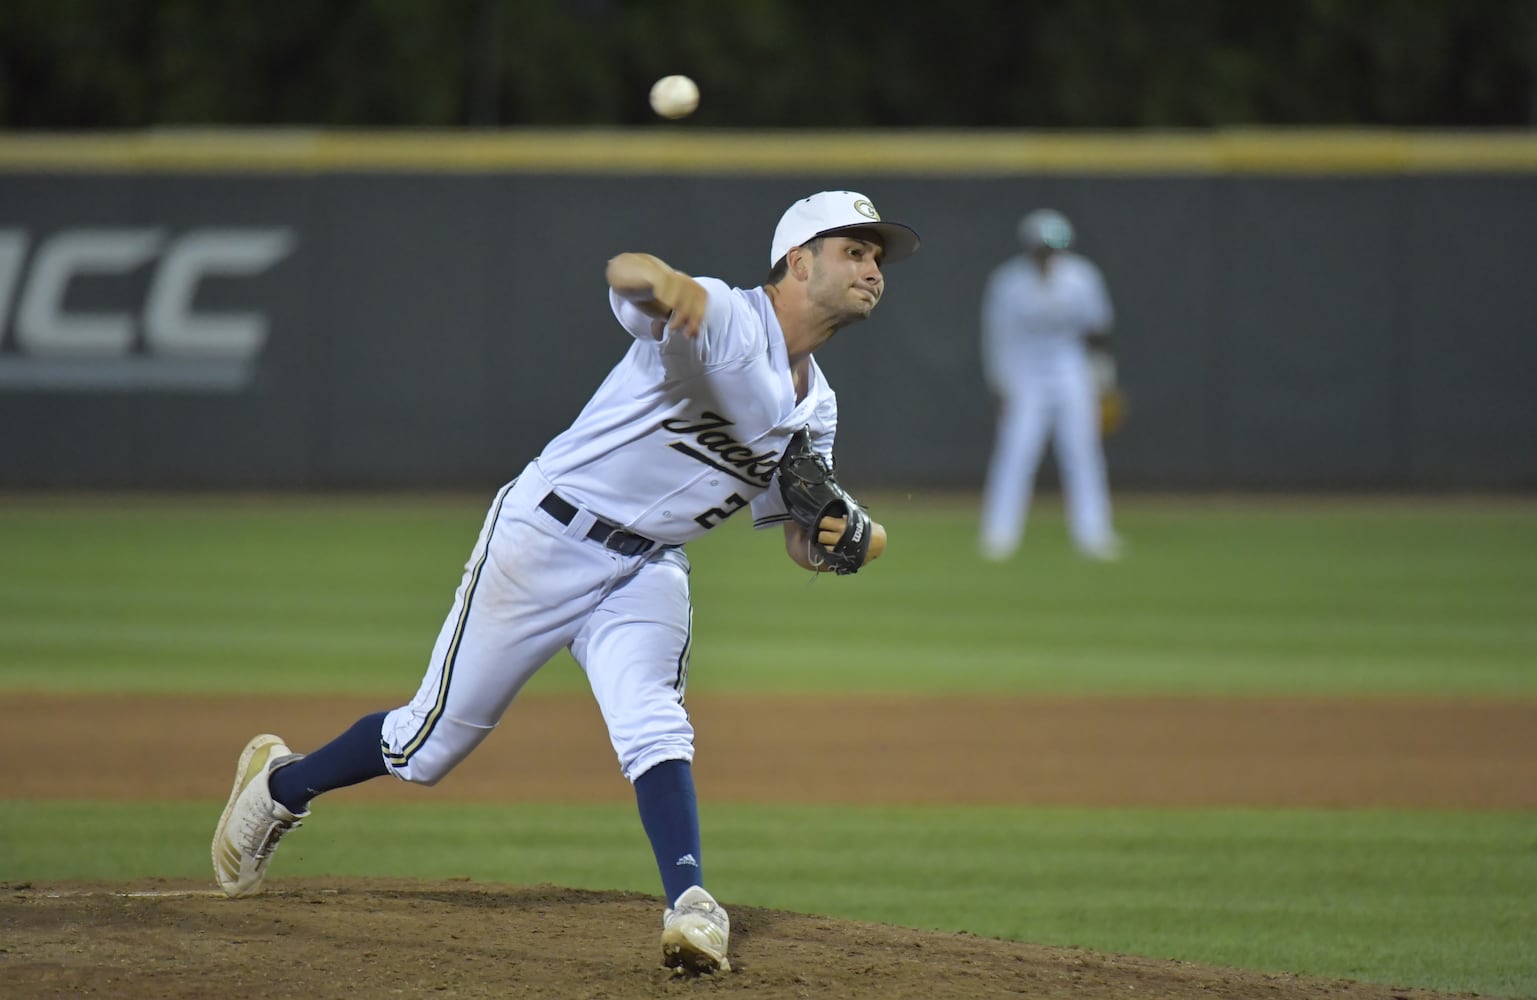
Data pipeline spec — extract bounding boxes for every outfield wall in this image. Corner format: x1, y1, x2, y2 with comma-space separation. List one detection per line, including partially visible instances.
0, 130, 1533, 490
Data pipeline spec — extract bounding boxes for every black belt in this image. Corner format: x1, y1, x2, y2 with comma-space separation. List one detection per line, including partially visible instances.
538, 492, 659, 557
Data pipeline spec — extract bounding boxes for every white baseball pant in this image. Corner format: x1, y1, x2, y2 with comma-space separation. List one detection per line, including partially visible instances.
980, 360, 1114, 559
381, 462, 695, 786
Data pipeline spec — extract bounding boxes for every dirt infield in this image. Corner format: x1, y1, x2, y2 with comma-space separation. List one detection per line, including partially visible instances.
5, 692, 1533, 999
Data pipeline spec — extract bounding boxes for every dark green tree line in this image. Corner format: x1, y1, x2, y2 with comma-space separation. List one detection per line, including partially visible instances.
0, 0, 1532, 128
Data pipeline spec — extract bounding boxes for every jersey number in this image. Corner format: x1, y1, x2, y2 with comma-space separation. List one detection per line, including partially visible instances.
694, 492, 747, 529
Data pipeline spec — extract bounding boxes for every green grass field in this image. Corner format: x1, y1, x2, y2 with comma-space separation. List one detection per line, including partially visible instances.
2, 493, 1535, 996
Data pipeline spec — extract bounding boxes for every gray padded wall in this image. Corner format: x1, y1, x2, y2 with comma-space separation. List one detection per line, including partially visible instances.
1, 171, 1533, 490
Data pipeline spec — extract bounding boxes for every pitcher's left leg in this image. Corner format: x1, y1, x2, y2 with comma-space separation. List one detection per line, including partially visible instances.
573, 548, 729, 972
575, 548, 699, 892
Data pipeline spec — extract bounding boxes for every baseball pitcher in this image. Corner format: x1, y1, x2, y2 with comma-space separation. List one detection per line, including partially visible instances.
211, 191, 920, 975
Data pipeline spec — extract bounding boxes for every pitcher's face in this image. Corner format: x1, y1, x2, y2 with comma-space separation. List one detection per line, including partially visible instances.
808, 235, 885, 321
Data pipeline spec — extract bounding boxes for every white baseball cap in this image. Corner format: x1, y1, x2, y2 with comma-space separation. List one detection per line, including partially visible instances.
770, 190, 921, 267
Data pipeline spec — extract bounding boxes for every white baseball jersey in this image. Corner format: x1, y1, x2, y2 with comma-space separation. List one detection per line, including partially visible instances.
980, 251, 1113, 392
381, 275, 842, 789
538, 277, 838, 544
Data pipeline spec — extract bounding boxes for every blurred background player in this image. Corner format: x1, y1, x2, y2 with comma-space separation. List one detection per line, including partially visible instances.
978, 208, 1122, 562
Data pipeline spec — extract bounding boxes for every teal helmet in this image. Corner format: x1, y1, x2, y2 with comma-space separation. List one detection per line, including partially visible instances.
1017, 209, 1074, 250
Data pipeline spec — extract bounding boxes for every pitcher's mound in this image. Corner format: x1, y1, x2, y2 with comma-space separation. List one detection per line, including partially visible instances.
1, 878, 1480, 1000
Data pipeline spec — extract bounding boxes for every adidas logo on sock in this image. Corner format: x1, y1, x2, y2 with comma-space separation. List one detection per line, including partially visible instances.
675, 853, 699, 868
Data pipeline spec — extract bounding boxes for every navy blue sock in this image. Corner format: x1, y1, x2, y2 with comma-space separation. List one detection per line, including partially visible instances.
634, 759, 703, 906
269, 711, 390, 814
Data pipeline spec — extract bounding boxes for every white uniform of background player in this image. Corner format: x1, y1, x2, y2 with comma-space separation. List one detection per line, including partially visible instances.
211, 190, 918, 976
978, 209, 1120, 562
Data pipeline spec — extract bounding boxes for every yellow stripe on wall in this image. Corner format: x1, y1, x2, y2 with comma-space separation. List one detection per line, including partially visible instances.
1, 128, 1536, 175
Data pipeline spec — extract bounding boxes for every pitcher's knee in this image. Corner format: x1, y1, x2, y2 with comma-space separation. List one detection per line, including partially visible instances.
381, 712, 493, 786
621, 734, 696, 784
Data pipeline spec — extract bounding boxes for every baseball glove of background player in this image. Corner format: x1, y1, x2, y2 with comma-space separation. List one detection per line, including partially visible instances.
1099, 387, 1128, 437
776, 428, 872, 575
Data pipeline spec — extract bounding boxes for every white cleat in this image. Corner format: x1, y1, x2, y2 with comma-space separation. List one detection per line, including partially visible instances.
211, 734, 307, 898
979, 536, 1018, 563
661, 885, 732, 974
1081, 535, 1125, 562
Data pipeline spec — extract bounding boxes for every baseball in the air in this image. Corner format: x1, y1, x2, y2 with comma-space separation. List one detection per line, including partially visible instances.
649, 75, 699, 120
